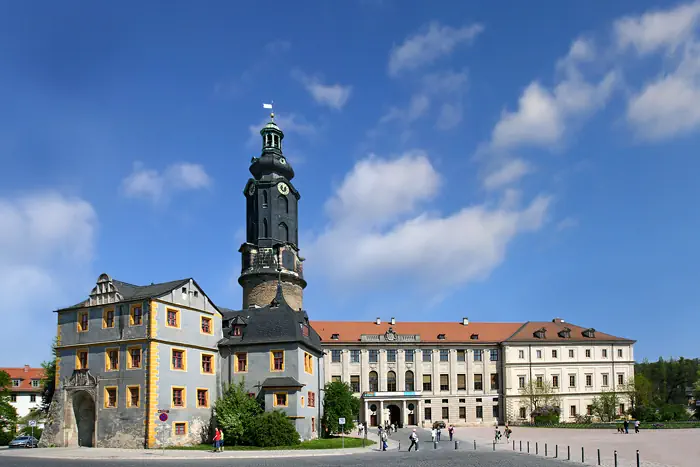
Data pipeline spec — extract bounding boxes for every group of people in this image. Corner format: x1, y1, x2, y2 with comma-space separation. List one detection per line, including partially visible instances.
212, 427, 225, 452
494, 423, 513, 443
617, 419, 640, 434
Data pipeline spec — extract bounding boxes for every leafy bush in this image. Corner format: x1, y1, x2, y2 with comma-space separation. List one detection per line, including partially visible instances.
532, 405, 560, 424
658, 404, 689, 421
20, 426, 42, 439
246, 410, 300, 447
574, 414, 593, 424
321, 381, 358, 436
214, 380, 263, 446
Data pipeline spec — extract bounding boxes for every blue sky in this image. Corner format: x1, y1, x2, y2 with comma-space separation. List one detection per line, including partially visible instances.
1, 0, 699, 366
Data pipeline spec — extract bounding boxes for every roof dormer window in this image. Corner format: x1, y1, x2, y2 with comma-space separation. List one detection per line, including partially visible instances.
437, 333, 446, 340
300, 323, 310, 337
232, 326, 242, 337
331, 333, 340, 340
533, 327, 547, 339
582, 328, 596, 338
470, 333, 479, 340
558, 327, 571, 339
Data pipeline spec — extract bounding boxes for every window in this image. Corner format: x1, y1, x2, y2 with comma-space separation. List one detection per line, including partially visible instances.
570, 405, 577, 417
300, 395, 305, 407
619, 403, 625, 415
130, 305, 143, 326
440, 374, 449, 391
585, 374, 592, 387
423, 350, 432, 362
552, 349, 558, 358
440, 350, 449, 362
201, 317, 212, 334
552, 375, 559, 388
568, 349, 574, 358
474, 373, 483, 391
312, 417, 316, 432
490, 373, 499, 390
304, 352, 314, 374
474, 350, 482, 361
278, 196, 288, 214
602, 349, 608, 358
587, 405, 593, 416
197, 389, 209, 408
331, 350, 342, 363
569, 375, 576, 387
518, 350, 525, 359
369, 350, 379, 363
201, 354, 214, 374
300, 323, 309, 337
171, 349, 186, 371
476, 406, 483, 418
602, 374, 609, 386
350, 350, 360, 363
77, 349, 88, 369
585, 349, 591, 358
490, 349, 498, 361
442, 407, 449, 419
308, 391, 316, 407
536, 375, 543, 387
105, 387, 117, 408
10, 394, 16, 402
274, 393, 288, 407
519, 407, 527, 419
387, 371, 397, 391
518, 376, 525, 389
350, 375, 360, 393
174, 422, 187, 436
459, 398, 465, 403
456, 350, 465, 361
78, 311, 89, 332
405, 371, 415, 391
331, 375, 342, 383
106, 348, 119, 371
387, 349, 397, 363
235, 353, 248, 372
459, 407, 466, 419
103, 308, 115, 328
232, 326, 242, 336
457, 374, 466, 390
127, 347, 142, 369
422, 374, 432, 391
172, 387, 185, 408
271, 350, 284, 371
31, 380, 40, 388
618, 374, 624, 385
369, 371, 378, 392
424, 407, 432, 420
442, 399, 448, 404
536, 350, 542, 359
127, 386, 140, 408
617, 349, 623, 358
166, 308, 180, 328
30, 395, 36, 402
493, 404, 499, 418
279, 222, 289, 242
405, 350, 414, 362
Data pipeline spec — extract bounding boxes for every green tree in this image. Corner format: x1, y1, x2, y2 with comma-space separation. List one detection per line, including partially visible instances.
591, 389, 620, 422
246, 410, 300, 447
0, 370, 18, 445
214, 380, 263, 446
321, 381, 358, 437
41, 337, 59, 413
693, 375, 700, 419
519, 379, 561, 420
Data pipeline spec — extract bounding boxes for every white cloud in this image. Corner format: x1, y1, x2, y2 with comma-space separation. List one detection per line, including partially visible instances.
435, 103, 463, 130
121, 162, 212, 203
614, 1, 700, 54
309, 153, 550, 287
292, 70, 353, 110
380, 94, 431, 125
0, 192, 98, 365
388, 22, 484, 76
483, 159, 532, 190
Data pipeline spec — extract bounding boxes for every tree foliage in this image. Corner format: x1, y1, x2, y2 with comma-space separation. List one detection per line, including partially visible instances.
632, 357, 700, 421
0, 370, 18, 445
246, 410, 300, 447
41, 337, 59, 413
214, 380, 263, 446
519, 379, 561, 419
591, 389, 620, 422
321, 381, 358, 436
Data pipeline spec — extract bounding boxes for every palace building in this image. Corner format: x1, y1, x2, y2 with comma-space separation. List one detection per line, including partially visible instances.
38, 113, 635, 449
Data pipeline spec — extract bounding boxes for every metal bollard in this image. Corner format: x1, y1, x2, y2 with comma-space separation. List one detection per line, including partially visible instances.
433, 440, 437, 450
555, 444, 558, 458
567, 445, 570, 461
582, 446, 585, 463
474, 440, 476, 450
455, 440, 459, 450
527, 441, 530, 453
398, 441, 401, 451
636, 449, 640, 467
520, 440, 522, 452
598, 448, 601, 465
493, 441, 495, 451
536, 442, 538, 455
545, 443, 548, 457
614, 450, 618, 467
513, 440, 515, 450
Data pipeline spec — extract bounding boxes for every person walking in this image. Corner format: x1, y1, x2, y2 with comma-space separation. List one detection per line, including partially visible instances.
448, 425, 454, 442
212, 428, 221, 452
624, 419, 629, 434
437, 427, 441, 442
381, 428, 388, 451
219, 429, 225, 452
634, 420, 640, 433
431, 427, 436, 443
408, 429, 419, 452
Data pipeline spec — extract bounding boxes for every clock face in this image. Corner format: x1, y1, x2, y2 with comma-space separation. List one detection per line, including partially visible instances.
248, 185, 255, 196
279, 157, 287, 165
277, 182, 290, 195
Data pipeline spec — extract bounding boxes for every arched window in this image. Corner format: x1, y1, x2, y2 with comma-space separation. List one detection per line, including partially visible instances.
265, 134, 272, 147
405, 370, 415, 391
262, 218, 268, 238
278, 222, 288, 242
369, 371, 378, 392
387, 371, 397, 392
278, 195, 288, 214
262, 191, 268, 208
273, 134, 279, 147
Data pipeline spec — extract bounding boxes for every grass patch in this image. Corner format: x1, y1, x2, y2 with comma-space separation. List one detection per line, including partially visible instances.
166, 436, 374, 451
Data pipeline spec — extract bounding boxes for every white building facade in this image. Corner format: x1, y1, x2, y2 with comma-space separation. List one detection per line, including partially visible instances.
3, 365, 44, 419
312, 318, 635, 427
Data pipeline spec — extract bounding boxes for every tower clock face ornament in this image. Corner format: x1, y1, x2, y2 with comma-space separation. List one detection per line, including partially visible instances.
277, 182, 290, 195
279, 157, 286, 165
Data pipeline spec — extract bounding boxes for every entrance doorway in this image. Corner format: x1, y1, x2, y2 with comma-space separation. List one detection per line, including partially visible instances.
72, 391, 95, 447
407, 402, 416, 425
387, 404, 401, 427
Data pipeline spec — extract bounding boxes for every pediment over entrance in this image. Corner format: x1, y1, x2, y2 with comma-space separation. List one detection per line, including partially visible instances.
64, 369, 99, 389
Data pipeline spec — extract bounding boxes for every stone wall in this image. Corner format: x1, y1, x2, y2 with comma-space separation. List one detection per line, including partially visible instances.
243, 279, 303, 311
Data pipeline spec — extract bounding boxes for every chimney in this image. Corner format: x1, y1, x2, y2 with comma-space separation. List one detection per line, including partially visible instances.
462, 317, 469, 326
390, 317, 396, 325
552, 318, 565, 323
24, 365, 30, 372
375, 317, 381, 325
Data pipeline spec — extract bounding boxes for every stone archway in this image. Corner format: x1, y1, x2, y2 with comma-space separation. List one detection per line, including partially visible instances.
387, 404, 401, 427
72, 391, 96, 447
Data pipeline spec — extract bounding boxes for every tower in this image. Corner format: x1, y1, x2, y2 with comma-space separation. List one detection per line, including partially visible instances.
238, 112, 306, 310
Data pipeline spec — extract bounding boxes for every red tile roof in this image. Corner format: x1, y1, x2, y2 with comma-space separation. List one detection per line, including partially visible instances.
1, 366, 45, 393
504, 321, 635, 343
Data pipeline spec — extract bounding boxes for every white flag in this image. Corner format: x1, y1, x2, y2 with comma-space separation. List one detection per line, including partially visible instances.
263, 103, 273, 109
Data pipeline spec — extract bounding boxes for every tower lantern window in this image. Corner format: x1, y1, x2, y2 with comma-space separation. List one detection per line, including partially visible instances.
274, 135, 279, 147
266, 134, 272, 147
